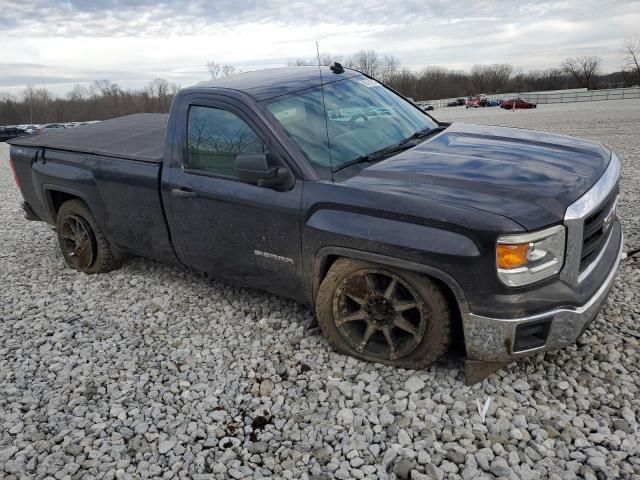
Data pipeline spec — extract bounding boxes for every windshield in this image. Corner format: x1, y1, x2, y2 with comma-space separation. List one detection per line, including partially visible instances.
264, 76, 438, 172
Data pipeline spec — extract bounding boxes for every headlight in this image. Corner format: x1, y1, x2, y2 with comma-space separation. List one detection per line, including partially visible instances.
497, 225, 566, 287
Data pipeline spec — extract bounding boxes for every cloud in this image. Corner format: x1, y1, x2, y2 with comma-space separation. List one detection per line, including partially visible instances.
0, 0, 638, 94
1, 0, 631, 37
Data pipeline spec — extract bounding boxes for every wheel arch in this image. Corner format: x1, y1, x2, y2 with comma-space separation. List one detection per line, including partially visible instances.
311, 247, 469, 351
42, 186, 124, 258
42, 185, 90, 222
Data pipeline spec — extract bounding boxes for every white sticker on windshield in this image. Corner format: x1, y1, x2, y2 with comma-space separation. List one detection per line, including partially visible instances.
273, 107, 298, 120
359, 79, 381, 88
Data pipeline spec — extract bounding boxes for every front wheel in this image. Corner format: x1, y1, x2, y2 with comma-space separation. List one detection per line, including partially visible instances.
316, 259, 451, 369
56, 199, 121, 274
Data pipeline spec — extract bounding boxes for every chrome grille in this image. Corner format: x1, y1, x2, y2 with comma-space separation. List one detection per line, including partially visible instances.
579, 194, 617, 272
562, 153, 621, 286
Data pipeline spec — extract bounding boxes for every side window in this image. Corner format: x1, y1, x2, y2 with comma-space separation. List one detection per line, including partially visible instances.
186, 106, 267, 178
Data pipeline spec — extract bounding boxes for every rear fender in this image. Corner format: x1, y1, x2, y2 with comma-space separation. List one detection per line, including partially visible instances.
42, 184, 93, 223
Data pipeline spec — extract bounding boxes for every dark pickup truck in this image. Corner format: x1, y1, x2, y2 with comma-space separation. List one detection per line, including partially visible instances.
8, 66, 623, 381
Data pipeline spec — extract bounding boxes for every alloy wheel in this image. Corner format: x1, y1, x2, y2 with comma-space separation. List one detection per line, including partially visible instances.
333, 269, 429, 361
59, 215, 96, 271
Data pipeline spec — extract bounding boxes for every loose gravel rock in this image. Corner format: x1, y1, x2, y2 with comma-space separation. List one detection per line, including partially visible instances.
1, 99, 639, 479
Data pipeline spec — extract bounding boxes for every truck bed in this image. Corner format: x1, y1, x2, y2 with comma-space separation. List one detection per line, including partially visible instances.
9, 113, 168, 163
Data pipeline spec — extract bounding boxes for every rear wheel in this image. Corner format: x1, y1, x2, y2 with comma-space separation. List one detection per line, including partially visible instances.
316, 258, 451, 368
56, 199, 121, 273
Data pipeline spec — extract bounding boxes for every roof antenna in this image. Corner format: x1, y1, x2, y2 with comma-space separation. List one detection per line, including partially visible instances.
316, 41, 321, 69
315, 41, 334, 179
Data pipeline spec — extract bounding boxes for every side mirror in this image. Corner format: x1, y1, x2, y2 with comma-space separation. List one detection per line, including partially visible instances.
236, 153, 291, 189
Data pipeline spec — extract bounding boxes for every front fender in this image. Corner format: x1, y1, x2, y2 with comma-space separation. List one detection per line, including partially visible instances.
304, 209, 482, 313
307, 209, 480, 257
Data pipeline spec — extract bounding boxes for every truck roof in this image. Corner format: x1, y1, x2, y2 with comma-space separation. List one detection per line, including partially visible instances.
8, 113, 168, 163
193, 66, 361, 101
7, 67, 361, 162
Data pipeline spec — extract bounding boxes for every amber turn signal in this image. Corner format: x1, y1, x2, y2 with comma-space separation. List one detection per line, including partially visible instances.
496, 243, 529, 269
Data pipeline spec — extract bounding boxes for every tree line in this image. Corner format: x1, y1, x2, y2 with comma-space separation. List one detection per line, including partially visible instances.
290, 44, 639, 101
0, 78, 180, 126
1, 37, 639, 126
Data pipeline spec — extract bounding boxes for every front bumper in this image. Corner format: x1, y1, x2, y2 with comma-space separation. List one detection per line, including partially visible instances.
462, 228, 623, 361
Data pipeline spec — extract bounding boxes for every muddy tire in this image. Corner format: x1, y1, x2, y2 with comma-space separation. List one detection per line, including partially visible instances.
316, 258, 451, 369
56, 199, 121, 274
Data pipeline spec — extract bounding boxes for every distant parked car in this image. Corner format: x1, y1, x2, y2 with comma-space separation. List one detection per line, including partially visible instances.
38, 123, 66, 133
21, 125, 40, 134
0, 125, 33, 142
446, 98, 465, 107
423, 104, 435, 111
501, 98, 537, 109
485, 99, 501, 107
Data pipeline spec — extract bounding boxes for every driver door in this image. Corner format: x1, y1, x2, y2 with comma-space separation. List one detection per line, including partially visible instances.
163, 98, 305, 300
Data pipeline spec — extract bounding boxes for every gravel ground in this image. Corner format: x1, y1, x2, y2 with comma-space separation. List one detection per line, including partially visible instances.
1, 99, 639, 479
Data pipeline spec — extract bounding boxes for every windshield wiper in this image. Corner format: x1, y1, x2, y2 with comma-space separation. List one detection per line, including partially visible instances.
334, 125, 447, 173
398, 125, 447, 146
334, 142, 417, 172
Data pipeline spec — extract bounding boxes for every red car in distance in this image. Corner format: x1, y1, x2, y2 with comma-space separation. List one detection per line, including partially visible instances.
501, 98, 537, 109
466, 95, 485, 108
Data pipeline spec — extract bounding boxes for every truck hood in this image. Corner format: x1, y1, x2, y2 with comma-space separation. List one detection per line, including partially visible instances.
343, 122, 611, 230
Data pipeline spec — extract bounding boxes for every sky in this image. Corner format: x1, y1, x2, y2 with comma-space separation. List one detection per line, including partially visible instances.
0, 0, 639, 96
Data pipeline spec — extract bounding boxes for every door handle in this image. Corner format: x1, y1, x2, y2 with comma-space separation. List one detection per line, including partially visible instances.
171, 188, 197, 199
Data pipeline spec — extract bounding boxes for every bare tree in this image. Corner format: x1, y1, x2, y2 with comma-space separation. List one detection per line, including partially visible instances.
488, 64, 513, 92
287, 52, 343, 67
561, 56, 601, 89
21, 85, 53, 123
147, 78, 171, 110
221, 65, 237, 77
379, 55, 400, 83
346, 50, 400, 82
94, 80, 122, 97
22, 84, 36, 123
207, 61, 239, 79
206, 61, 221, 79
469, 64, 513, 93
622, 37, 640, 86
67, 84, 89, 101
287, 58, 313, 66
346, 49, 378, 76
